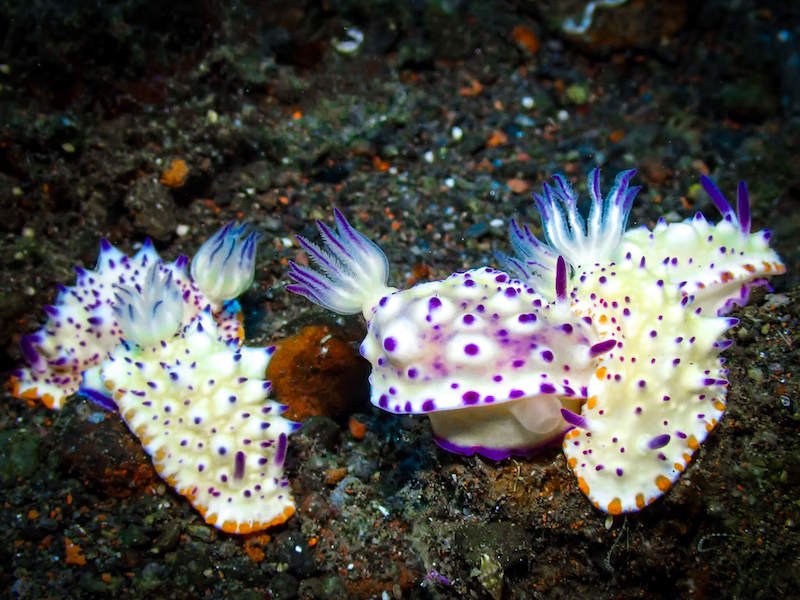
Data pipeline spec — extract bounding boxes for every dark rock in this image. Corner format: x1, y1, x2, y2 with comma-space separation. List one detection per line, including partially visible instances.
271, 531, 319, 578
52, 399, 158, 497
454, 521, 532, 571
298, 576, 348, 600
123, 177, 177, 242
267, 572, 300, 600
295, 416, 341, 451
0, 429, 41, 486
135, 561, 169, 593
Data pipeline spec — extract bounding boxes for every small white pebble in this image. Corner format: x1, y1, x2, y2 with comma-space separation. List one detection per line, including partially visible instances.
334, 27, 364, 54
22, 227, 35, 238
489, 218, 504, 228
450, 125, 463, 141
423, 150, 435, 163
294, 545, 302, 553
557, 109, 569, 121
12, 186, 23, 196
347, 562, 355, 570
443, 177, 455, 188
61, 142, 75, 153
521, 95, 535, 109
175, 224, 190, 237
280, 236, 294, 248
206, 109, 219, 124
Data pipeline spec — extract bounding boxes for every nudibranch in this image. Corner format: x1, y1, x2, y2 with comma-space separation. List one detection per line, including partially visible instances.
502, 169, 785, 513
287, 167, 784, 515
81, 263, 297, 534
287, 210, 616, 459
10, 222, 260, 410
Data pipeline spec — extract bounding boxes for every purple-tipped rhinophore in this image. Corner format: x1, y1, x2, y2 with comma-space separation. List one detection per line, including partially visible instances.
191, 221, 262, 303
555, 256, 567, 301
699, 175, 752, 235
287, 208, 392, 315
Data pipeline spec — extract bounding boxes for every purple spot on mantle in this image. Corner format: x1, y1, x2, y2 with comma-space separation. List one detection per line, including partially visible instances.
275, 433, 287, 465
383, 337, 397, 352
234, 451, 246, 479
590, 339, 616, 356
462, 391, 480, 404
648, 434, 671, 450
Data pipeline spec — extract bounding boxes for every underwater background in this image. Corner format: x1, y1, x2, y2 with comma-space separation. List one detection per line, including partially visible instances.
1, 1, 799, 598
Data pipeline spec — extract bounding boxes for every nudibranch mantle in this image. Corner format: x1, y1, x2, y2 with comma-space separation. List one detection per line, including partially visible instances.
82, 264, 296, 534
10, 222, 260, 410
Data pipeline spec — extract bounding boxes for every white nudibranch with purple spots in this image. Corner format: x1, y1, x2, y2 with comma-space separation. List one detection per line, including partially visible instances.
85, 264, 297, 534
10, 222, 259, 410
502, 169, 784, 514
288, 168, 785, 516
287, 210, 617, 459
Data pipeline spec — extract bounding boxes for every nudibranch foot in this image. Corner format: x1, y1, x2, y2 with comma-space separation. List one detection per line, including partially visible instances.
82, 276, 296, 534
429, 393, 583, 460
287, 208, 395, 318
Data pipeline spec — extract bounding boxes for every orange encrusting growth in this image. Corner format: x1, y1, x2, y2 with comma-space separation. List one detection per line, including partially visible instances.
266, 324, 369, 421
